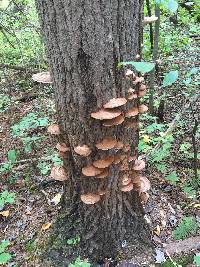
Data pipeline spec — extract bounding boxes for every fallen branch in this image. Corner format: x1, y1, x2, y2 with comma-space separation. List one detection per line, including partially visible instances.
0, 63, 40, 72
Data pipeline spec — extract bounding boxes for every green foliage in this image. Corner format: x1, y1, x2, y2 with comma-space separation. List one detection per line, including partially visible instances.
67, 236, 80, 246
165, 171, 179, 185
7, 149, 17, 164
161, 255, 193, 267
162, 70, 179, 88
37, 161, 51, 175
0, 190, 15, 209
69, 257, 90, 267
0, 95, 10, 113
118, 61, 155, 73
155, 0, 178, 13
0, 240, 12, 265
51, 154, 63, 166
172, 216, 198, 240
194, 255, 200, 266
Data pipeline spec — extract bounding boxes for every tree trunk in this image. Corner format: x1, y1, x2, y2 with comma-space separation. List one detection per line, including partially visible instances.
35, 0, 150, 265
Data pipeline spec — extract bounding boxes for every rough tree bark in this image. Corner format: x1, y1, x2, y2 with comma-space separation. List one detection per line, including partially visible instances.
35, 0, 150, 265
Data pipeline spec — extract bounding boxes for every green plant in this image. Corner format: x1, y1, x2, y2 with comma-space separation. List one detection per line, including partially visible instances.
0, 95, 10, 113
69, 256, 90, 267
51, 154, 63, 166
172, 216, 198, 240
37, 161, 51, 175
0, 240, 12, 265
0, 190, 15, 209
67, 236, 80, 246
165, 171, 179, 185
194, 255, 200, 266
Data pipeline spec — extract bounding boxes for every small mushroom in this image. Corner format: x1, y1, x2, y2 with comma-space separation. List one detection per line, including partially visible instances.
91, 108, 121, 120
74, 145, 92, 156
140, 176, 151, 193
139, 104, 148, 113
125, 69, 136, 79
139, 84, 146, 91
82, 165, 103, 176
32, 72, 52, 83
56, 143, 70, 152
121, 176, 132, 186
96, 168, 109, 178
50, 166, 68, 181
81, 193, 100, 204
114, 141, 124, 150
47, 124, 60, 135
140, 192, 150, 203
143, 16, 158, 25
133, 77, 144, 85
125, 107, 139, 118
96, 137, 117, 150
138, 90, 146, 97
121, 182, 134, 192
98, 190, 107, 196
103, 98, 127, 109
103, 115, 124, 127
93, 156, 115, 169
133, 159, 145, 171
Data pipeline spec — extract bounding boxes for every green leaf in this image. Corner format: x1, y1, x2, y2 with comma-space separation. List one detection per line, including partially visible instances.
7, 150, 17, 164
162, 70, 179, 87
165, 171, 179, 184
0, 252, 12, 264
194, 255, 200, 266
118, 61, 155, 73
165, 0, 178, 13
0, 240, 10, 254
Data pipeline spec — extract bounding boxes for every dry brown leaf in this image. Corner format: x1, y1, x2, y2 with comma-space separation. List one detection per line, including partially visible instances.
0, 210, 9, 217
42, 222, 52, 230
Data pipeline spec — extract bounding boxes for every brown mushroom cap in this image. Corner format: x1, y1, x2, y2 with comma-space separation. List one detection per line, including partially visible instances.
125, 107, 139, 118
50, 166, 68, 181
140, 176, 151, 192
121, 182, 134, 192
91, 108, 121, 120
128, 93, 138, 100
133, 77, 144, 85
140, 192, 150, 203
128, 88, 135, 94
47, 124, 60, 135
56, 143, 70, 152
81, 193, 100, 204
103, 115, 124, 127
74, 145, 92, 156
124, 121, 139, 129
32, 72, 52, 84
123, 144, 131, 152
125, 69, 134, 77
139, 104, 148, 113
93, 156, 114, 169
82, 165, 103, 176
139, 84, 146, 91
143, 16, 158, 25
121, 176, 132, 186
114, 141, 124, 150
138, 90, 146, 97
119, 158, 129, 171
96, 168, 109, 178
103, 98, 127, 109
113, 155, 122, 164
96, 137, 117, 150
133, 159, 145, 171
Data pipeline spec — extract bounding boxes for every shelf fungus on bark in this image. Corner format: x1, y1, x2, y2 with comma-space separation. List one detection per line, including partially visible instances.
140, 176, 151, 193
56, 143, 70, 152
32, 71, 52, 84
121, 176, 132, 186
103, 98, 127, 109
143, 16, 158, 26
82, 165, 104, 177
119, 158, 129, 171
120, 182, 134, 192
113, 155, 123, 164
102, 115, 124, 127
114, 141, 124, 150
93, 156, 115, 169
74, 145, 92, 156
80, 193, 101, 205
133, 76, 144, 85
133, 159, 146, 171
138, 90, 146, 97
123, 144, 131, 152
98, 190, 107, 196
140, 192, 150, 203
47, 124, 61, 135
96, 137, 117, 150
91, 108, 121, 120
139, 104, 148, 113
125, 69, 136, 79
50, 166, 68, 181
125, 107, 139, 118
96, 168, 109, 179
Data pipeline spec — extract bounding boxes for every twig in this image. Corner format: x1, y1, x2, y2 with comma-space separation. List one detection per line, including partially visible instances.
0, 63, 39, 72
190, 103, 198, 181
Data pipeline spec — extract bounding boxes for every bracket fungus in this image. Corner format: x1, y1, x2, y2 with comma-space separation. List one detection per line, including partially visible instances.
140, 176, 151, 193
96, 137, 117, 150
140, 192, 150, 203
121, 182, 134, 192
74, 145, 92, 156
133, 77, 144, 85
47, 124, 60, 135
103, 98, 127, 109
103, 115, 124, 127
91, 108, 121, 120
32, 71, 52, 83
82, 165, 103, 177
56, 143, 70, 152
139, 104, 148, 113
93, 156, 115, 169
133, 159, 146, 171
121, 176, 132, 186
125, 107, 139, 118
81, 194, 100, 205
143, 16, 158, 25
125, 69, 136, 79
96, 168, 109, 178
50, 166, 68, 181
114, 141, 124, 150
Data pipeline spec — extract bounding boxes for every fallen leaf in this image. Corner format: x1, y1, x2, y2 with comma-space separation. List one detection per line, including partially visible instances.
42, 222, 52, 230
155, 248, 166, 263
0, 210, 9, 217
194, 204, 200, 208
143, 135, 151, 143
154, 225, 161, 236
51, 193, 62, 205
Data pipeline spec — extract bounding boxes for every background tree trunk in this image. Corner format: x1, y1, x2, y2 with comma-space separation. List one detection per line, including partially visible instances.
35, 0, 150, 264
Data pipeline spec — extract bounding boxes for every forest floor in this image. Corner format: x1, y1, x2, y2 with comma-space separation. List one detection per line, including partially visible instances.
0, 22, 200, 267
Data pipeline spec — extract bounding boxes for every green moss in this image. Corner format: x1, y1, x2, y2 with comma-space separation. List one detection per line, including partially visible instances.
160, 255, 193, 267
